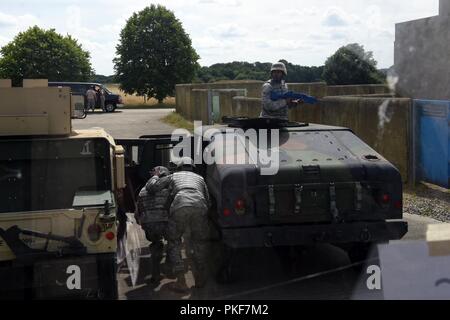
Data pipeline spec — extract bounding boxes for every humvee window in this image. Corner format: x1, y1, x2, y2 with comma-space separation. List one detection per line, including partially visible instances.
0, 138, 111, 213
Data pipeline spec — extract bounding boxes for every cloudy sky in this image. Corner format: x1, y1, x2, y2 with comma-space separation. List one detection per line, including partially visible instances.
0, 0, 439, 75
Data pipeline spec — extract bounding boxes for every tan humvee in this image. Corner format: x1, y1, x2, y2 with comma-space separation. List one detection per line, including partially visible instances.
0, 80, 125, 299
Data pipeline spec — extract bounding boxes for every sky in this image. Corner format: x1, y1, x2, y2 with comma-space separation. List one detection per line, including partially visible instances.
0, 0, 439, 75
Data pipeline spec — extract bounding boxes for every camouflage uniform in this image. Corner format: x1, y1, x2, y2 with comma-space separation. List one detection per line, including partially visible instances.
146, 171, 212, 288
261, 79, 290, 120
136, 167, 171, 281
261, 62, 290, 120
86, 88, 97, 111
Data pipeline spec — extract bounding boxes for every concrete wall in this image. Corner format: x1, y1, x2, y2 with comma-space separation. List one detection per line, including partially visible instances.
176, 81, 390, 120
176, 81, 263, 120
190, 89, 209, 122
394, 0, 450, 100
327, 85, 391, 97
318, 97, 411, 181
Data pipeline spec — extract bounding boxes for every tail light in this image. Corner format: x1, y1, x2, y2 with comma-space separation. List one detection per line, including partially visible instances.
223, 208, 232, 217
380, 193, 390, 204
105, 232, 115, 241
235, 199, 246, 215
394, 200, 403, 209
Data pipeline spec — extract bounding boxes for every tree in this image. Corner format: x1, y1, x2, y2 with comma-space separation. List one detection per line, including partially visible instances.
322, 43, 385, 85
114, 5, 199, 103
0, 26, 93, 86
193, 60, 323, 83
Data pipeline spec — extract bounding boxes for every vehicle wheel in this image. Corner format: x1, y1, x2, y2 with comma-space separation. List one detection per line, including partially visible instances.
105, 104, 116, 113
96, 256, 118, 300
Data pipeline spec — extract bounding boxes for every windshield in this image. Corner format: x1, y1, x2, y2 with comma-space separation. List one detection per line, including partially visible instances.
0, 138, 112, 213
102, 86, 112, 95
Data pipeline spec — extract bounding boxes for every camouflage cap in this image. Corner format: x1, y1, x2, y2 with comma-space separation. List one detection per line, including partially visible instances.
271, 62, 287, 76
153, 166, 170, 177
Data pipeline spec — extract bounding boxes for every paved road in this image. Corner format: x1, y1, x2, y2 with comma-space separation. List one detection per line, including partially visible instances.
73, 109, 176, 139
117, 213, 441, 300
73, 110, 444, 300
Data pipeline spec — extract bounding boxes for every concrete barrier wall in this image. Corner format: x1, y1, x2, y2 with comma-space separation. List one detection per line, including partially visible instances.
176, 81, 263, 120
190, 89, 209, 122
319, 97, 411, 181
327, 84, 391, 96
288, 82, 328, 98
232, 97, 262, 118
176, 82, 390, 118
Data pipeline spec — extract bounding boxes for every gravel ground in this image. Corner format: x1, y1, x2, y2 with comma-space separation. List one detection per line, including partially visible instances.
404, 183, 450, 222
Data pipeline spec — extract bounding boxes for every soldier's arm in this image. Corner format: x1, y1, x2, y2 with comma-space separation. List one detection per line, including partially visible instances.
261, 83, 286, 112
145, 175, 171, 193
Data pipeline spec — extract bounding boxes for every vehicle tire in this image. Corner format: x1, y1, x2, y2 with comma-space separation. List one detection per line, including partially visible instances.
96, 255, 118, 300
105, 104, 116, 113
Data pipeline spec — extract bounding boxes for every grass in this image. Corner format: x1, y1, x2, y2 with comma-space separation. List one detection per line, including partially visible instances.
162, 111, 194, 132
105, 83, 176, 108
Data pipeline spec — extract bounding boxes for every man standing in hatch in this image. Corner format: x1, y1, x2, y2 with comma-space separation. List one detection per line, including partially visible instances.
260, 61, 300, 120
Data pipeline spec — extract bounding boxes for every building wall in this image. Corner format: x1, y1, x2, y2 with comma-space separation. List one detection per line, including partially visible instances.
394, 0, 450, 100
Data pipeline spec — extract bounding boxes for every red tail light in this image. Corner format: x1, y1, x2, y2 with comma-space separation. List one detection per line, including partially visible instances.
235, 199, 245, 210
105, 232, 115, 241
235, 199, 246, 215
394, 200, 402, 209
381, 194, 391, 204
223, 208, 232, 217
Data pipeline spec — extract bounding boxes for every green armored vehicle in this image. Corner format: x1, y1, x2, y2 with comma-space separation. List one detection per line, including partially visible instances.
117, 116, 408, 282
0, 80, 126, 299
197, 117, 409, 278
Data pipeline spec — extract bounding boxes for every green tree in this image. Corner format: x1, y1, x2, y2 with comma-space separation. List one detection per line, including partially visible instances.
0, 26, 93, 86
322, 43, 384, 85
114, 5, 199, 103
193, 60, 324, 83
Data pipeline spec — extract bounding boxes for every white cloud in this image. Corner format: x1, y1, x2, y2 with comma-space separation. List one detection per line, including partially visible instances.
208, 24, 247, 38
322, 7, 358, 27
197, 0, 242, 7
0, 11, 41, 31
0, 12, 16, 27
0, 0, 442, 73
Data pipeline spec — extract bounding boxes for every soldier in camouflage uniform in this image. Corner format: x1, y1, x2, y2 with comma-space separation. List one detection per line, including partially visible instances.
261, 62, 300, 120
135, 166, 171, 283
146, 157, 212, 294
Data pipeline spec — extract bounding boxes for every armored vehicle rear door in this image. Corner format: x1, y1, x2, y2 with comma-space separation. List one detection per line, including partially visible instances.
116, 135, 180, 213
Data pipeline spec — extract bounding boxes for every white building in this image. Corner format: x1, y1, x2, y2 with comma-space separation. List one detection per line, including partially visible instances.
394, 0, 450, 100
